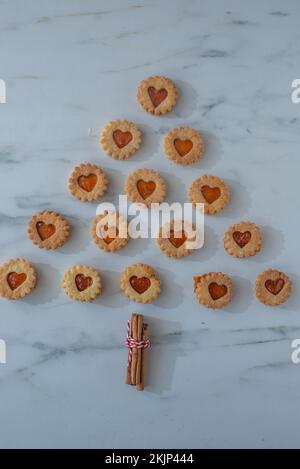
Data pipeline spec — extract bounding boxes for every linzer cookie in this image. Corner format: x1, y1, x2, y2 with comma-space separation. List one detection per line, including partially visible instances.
91, 211, 129, 253
157, 220, 195, 258
68, 163, 108, 202
28, 211, 70, 250
194, 272, 233, 309
224, 221, 262, 258
100, 120, 141, 160
189, 175, 229, 214
120, 263, 161, 304
255, 269, 292, 306
0, 258, 36, 300
137, 76, 177, 115
125, 168, 166, 208
62, 264, 101, 302
164, 127, 205, 166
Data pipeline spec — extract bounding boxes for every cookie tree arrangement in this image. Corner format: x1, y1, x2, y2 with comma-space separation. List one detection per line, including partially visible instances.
0, 75, 292, 317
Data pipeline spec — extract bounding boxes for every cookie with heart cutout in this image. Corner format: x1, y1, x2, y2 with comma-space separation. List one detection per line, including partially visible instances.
0, 258, 37, 300
120, 263, 161, 303
91, 211, 129, 253
157, 219, 196, 258
28, 211, 70, 250
188, 175, 230, 215
100, 120, 142, 160
137, 75, 177, 115
68, 163, 108, 202
125, 168, 166, 208
255, 269, 292, 306
164, 127, 205, 166
194, 272, 233, 309
224, 221, 262, 258
62, 264, 102, 302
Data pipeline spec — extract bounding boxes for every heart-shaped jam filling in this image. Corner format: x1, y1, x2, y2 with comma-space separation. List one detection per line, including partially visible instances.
137, 180, 156, 200
78, 174, 98, 192
130, 276, 151, 294
233, 231, 252, 248
208, 282, 228, 300
265, 279, 285, 296
148, 86, 168, 107
75, 274, 93, 292
174, 139, 193, 156
36, 221, 56, 241
201, 185, 221, 204
113, 130, 133, 149
168, 230, 187, 248
7, 272, 27, 291
100, 225, 119, 245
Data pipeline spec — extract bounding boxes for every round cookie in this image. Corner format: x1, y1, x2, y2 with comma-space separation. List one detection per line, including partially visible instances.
0, 258, 36, 300
164, 127, 205, 165
62, 265, 102, 302
157, 220, 195, 258
137, 76, 177, 115
120, 263, 161, 304
28, 211, 70, 250
68, 163, 108, 202
194, 272, 233, 309
100, 120, 141, 160
224, 221, 262, 258
189, 175, 229, 215
255, 269, 292, 306
125, 168, 166, 208
91, 211, 129, 253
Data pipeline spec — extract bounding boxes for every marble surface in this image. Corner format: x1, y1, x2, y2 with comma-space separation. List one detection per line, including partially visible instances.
0, 0, 300, 449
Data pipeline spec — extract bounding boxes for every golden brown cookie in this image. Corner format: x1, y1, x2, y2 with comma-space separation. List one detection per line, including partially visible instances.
28, 211, 70, 250
164, 127, 205, 166
125, 168, 166, 208
224, 221, 262, 258
194, 272, 233, 309
157, 220, 196, 258
120, 263, 161, 303
255, 269, 292, 306
137, 76, 177, 115
91, 211, 129, 253
188, 175, 229, 215
68, 163, 108, 202
62, 264, 102, 302
0, 258, 36, 300
100, 120, 141, 160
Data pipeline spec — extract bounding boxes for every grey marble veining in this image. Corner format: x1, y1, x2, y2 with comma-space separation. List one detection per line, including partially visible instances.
0, 0, 300, 449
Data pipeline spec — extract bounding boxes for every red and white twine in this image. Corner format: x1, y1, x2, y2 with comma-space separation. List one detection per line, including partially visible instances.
125, 320, 150, 363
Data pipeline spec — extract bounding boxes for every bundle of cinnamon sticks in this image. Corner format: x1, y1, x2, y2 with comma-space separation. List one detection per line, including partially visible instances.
126, 313, 149, 391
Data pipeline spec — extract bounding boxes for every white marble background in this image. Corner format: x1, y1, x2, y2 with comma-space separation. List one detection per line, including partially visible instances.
0, 0, 300, 449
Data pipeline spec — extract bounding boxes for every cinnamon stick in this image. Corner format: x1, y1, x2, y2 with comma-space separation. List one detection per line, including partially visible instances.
130, 314, 138, 385
137, 323, 148, 392
126, 317, 133, 385
135, 314, 143, 386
